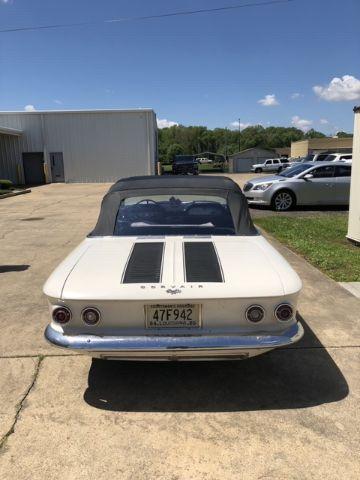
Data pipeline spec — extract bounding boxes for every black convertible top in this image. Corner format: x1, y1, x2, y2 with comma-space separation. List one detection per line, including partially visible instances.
90, 175, 258, 236
108, 175, 239, 193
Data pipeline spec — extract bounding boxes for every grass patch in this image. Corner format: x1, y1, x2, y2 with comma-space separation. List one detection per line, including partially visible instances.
198, 163, 227, 173
255, 215, 360, 282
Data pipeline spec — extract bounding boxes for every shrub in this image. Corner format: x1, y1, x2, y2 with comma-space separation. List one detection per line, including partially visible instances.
0, 179, 14, 190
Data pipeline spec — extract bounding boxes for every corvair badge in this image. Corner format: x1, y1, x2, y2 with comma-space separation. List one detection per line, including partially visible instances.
166, 288, 182, 295
140, 285, 204, 290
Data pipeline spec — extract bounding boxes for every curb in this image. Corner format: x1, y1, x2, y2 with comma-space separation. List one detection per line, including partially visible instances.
0, 189, 31, 199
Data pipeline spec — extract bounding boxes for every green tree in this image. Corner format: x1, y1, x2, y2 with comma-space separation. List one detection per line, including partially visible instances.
336, 131, 353, 138
166, 143, 185, 163
157, 124, 327, 161
304, 129, 326, 139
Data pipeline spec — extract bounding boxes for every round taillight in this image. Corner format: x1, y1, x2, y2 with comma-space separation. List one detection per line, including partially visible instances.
52, 306, 71, 324
275, 304, 294, 322
246, 305, 265, 323
82, 307, 101, 325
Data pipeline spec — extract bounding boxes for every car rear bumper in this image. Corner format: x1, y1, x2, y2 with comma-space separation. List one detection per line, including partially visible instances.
44, 322, 304, 361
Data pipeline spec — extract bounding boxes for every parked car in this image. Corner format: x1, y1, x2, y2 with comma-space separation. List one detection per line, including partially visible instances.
303, 153, 331, 162
302, 152, 352, 163
251, 158, 289, 173
172, 156, 199, 175
322, 153, 352, 163
243, 161, 351, 211
196, 157, 213, 164
44, 175, 303, 361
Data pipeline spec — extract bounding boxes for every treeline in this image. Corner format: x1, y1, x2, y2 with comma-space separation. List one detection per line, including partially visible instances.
158, 124, 349, 163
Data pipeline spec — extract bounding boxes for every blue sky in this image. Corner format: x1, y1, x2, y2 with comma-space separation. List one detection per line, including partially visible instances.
0, 0, 359, 133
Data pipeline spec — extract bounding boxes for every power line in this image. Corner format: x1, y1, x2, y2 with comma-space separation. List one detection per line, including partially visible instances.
0, 0, 294, 34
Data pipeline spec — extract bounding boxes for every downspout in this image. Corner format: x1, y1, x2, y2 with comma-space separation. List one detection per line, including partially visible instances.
40, 113, 51, 183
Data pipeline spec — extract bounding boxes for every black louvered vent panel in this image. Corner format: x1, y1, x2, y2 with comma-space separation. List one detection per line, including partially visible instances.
123, 243, 164, 284
184, 242, 223, 283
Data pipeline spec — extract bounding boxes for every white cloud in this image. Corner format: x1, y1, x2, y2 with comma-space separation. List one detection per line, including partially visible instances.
320, 118, 329, 125
54, 99, 63, 105
24, 104, 36, 112
1, 0, 13, 4
313, 75, 360, 102
157, 118, 179, 129
292, 115, 312, 132
229, 121, 252, 130
258, 94, 279, 107
291, 92, 303, 99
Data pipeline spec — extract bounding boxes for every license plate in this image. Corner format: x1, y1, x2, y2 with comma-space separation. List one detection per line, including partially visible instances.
145, 304, 201, 328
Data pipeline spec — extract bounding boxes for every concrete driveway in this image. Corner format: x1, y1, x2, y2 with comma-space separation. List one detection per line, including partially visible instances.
0, 180, 359, 479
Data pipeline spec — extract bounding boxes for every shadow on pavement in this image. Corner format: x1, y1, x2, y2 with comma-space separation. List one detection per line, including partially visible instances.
0, 264, 30, 273
249, 204, 348, 213
84, 316, 348, 412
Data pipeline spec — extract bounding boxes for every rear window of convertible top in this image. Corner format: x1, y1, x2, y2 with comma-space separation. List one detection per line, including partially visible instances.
114, 194, 236, 236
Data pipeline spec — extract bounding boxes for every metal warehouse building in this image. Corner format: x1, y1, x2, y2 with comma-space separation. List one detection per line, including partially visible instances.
0, 109, 157, 184
229, 147, 276, 173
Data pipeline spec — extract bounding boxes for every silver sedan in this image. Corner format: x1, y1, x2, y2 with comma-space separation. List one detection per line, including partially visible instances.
243, 161, 352, 211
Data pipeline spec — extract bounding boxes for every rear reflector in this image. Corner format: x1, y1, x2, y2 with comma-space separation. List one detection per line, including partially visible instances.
123, 242, 164, 284
184, 242, 223, 283
52, 306, 71, 324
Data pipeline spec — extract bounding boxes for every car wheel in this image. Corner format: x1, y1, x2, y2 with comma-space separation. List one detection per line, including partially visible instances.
255, 168, 262, 173
271, 190, 296, 211
277, 167, 282, 173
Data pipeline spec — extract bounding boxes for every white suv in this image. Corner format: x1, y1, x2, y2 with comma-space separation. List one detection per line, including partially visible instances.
322, 153, 352, 163
305, 152, 352, 163
251, 158, 289, 173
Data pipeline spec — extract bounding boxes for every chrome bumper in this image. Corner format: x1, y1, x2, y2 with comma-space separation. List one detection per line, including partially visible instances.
44, 322, 304, 360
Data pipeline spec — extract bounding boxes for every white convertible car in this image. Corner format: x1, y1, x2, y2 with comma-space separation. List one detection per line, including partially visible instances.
44, 175, 303, 360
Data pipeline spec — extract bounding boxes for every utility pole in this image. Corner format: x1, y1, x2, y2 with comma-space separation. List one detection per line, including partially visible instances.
224, 127, 228, 161
238, 118, 241, 152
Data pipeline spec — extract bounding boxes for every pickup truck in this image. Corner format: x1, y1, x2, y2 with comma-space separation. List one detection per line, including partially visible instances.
172, 156, 199, 175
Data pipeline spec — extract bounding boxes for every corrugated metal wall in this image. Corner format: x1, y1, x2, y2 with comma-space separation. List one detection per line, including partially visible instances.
0, 110, 157, 183
230, 154, 276, 173
0, 114, 44, 183
231, 158, 256, 173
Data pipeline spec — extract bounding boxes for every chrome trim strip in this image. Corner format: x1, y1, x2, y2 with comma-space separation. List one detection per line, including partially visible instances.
44, 322, 304, 356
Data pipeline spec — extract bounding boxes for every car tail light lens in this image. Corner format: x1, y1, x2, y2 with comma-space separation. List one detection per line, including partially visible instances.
246, 305, 265, 323
52, 306, 71, 324
275, 304, 294, 322
82, 307, 101, 325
